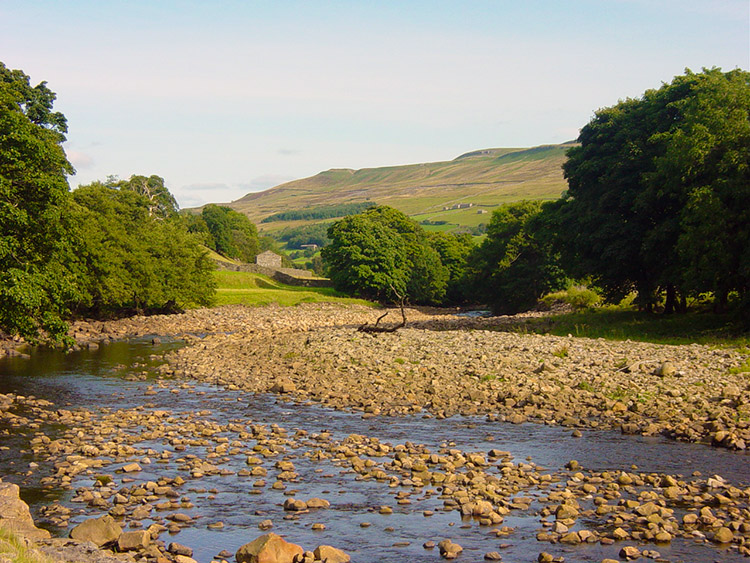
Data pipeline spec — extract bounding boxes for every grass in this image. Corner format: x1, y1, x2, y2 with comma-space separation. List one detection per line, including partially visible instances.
0, 527, 55, 563
520, 306, 750, 347
212, 270, 375, 308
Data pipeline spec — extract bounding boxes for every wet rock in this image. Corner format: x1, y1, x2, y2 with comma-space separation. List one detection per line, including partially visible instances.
283, 498, 308, 511
306, 497, 330, 509
236, 533, 303, 563
618, 545, 641, 560
312, 545, 350, 563
168, 542, 194, 556
711, 526, 734, 543
438, 539, 463, 559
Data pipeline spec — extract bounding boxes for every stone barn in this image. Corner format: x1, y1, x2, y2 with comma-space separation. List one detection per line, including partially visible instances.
255, 250, 282, 269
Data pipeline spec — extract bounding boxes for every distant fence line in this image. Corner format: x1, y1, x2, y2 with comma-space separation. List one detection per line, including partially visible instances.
214, 260, 333, 288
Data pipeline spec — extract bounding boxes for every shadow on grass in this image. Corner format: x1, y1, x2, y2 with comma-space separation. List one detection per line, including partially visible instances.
517, 308, 749, 347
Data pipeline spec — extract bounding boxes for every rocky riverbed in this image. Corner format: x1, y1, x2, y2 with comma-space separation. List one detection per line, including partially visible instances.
133, 303, 750, 450
1, 303, 749, 562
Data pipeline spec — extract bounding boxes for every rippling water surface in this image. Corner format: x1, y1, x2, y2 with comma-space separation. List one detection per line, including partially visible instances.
1, 339, 748, 562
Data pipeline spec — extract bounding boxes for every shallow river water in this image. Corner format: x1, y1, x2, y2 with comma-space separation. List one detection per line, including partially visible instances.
1, 339, 748, 563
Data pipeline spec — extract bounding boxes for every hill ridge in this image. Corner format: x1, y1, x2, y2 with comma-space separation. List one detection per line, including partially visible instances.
229, 142, 574, 233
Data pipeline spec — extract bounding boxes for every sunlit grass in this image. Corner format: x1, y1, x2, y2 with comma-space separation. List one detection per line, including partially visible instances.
212, 270, 375, 308
519, 307, 749, 347
0, 528, 55, 563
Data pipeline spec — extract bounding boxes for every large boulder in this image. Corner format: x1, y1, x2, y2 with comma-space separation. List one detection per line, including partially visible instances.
69, 514, 122, 547
0, 482, 51, 540
236, 533, 303, 563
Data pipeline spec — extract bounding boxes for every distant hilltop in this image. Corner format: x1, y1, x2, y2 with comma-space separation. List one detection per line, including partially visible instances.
227, 142, 575, 233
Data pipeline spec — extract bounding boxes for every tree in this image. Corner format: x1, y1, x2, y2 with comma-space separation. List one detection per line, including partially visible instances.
468, 200, 565, 314
0, 62, 77, 341
323, 213, 410, 301
428, 232, 475, 303
70, 183, 215, 315
106, 174, 179, 219
201, 204, 260, 262
556, 68, 750, 312
322, 206, 449, 304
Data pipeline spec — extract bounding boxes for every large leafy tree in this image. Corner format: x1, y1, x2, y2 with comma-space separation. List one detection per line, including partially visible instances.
468, 200, 565, 314
322, 206, 449, 304
200, 204, 260, 262
105, 174, 179, 219
0, 62, 77, 340
427, 231, 474, 304
557, 68, 750, 312
323, 212, 410, 300
70, 183, 215, 315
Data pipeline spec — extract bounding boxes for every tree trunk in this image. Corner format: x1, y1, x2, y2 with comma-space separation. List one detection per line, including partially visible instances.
663, 283, 677, 315
678, 291, 687, 314
713, 288, 729, 313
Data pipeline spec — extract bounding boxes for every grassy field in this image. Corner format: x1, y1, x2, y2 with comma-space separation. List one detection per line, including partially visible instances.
212, 270, 374, 308
519, 307, 750, 348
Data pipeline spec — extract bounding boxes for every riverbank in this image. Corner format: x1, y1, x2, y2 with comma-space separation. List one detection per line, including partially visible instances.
111, 303, 749, 451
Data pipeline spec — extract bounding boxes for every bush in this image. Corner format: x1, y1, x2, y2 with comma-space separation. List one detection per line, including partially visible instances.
541, 285, 601, 311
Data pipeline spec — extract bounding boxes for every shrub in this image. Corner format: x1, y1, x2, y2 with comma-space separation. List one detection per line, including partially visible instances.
541, 285, 601, 311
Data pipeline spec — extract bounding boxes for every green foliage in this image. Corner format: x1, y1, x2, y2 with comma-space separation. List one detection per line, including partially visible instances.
199, 204, 260, 262
70, 184, 216, 315
554, 68, 750, 312
105, 174, 179, 218
468, 200, 565, 314
0, 62, 76, 341
427, 231, 475, 303
276, 222, 330, 249
261, 201, 374, 222
322, 211, 410, 301
322, 206, 450, 304
541, 284, 602, 311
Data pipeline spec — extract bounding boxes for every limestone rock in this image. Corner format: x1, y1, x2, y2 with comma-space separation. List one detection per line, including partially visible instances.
118, 530, 150, 551
313, 545, 350, 563
69, 514, 122, 547
0, 482, 51, 540
236, 533, 303, 563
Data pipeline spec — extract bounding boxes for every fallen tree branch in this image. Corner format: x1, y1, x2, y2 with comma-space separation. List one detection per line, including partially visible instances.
358, 286, 407, 333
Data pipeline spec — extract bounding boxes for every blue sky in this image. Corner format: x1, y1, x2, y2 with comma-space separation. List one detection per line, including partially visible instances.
2, 0, 748, 207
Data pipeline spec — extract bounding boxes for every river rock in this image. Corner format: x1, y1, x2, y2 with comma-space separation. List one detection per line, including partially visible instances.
438, 539, 463, 559
313, 545, 350, 563
0, 482, 51, 540
236, 533, 303, 563
168, 541, 194, 556
118, 529, 150, 551
69, 514, 122, 547
711, 527, 734, 543
306, 498, 330, 509
618, 545, 641, 559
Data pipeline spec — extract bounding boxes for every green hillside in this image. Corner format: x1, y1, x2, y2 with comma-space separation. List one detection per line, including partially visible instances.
230, 143, 574, 234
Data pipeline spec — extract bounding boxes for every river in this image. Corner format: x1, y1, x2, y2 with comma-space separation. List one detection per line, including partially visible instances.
1, 338, 748, 562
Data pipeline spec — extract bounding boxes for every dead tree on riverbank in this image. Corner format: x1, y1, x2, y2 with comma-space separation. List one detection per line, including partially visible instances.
358, 287, 407, 334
